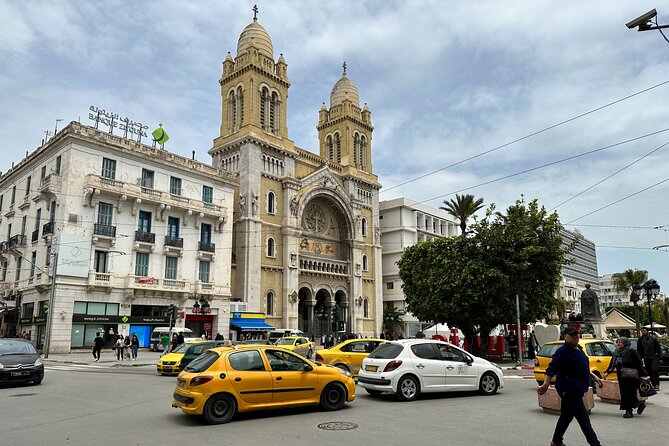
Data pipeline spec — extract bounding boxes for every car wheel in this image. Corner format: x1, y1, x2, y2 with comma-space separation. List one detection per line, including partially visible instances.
320, 382, 347, 411
365, 388, 382, 397
307, 348, 313, 359
335, 364, 351, 374
396, 375, 419, 401
202, 393, 237, 424
479, 372, 499, 395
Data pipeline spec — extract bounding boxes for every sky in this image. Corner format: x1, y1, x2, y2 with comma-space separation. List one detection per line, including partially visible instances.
1, 0, 668, 292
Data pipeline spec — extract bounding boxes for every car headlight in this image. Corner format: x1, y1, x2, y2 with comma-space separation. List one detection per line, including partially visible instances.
0, 363, 4, 370
337, 367, 352, 378
34, 358, 43, 367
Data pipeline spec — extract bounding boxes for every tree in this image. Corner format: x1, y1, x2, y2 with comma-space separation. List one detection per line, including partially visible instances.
440, 194, 484, 235
612, 269, 647, 335
382, 306, 405, 338
398, 198, 569, 357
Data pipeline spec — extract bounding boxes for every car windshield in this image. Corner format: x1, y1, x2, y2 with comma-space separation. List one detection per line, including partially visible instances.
275, 338, 294, 345
171, 343, 192, 353
537, 344, 562, 358
185, 351, 219, 373
368, 343, 403, 359
0, 340, 37, 355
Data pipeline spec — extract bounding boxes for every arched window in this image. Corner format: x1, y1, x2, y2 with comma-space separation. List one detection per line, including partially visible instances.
360, 135, 367, 170
363, 298, 369, 318
228, 90, 236, 132
266, 291, 274, 316
260, 87, 268, 130
326, 135, 333, 161
270, 92, 279, 133
361, 218, 367, 236
334, 133, 341, 163
266, 236, 276, 258
236, 86, 244, 127
353, 133, 360, 168
267, 191, 276, 214
362, 254, 368, 271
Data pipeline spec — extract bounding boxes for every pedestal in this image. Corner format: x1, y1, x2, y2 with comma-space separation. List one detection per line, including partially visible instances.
538, 386, 594, 414
597, 379, 647, 404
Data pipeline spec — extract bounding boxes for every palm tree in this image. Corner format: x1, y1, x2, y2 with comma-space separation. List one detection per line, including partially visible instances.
382, 306, 405, 338
612, 269, 648, 335
440, 194, 484, 235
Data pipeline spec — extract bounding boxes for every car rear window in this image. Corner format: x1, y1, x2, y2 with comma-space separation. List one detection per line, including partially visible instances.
537, 344, 562, 358
184, 351, 219, 372
368, 343, 403, 359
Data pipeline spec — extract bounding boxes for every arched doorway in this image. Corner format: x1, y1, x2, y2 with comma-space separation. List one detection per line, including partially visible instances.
297, 287, 312, 332
313, 288, 332, 338
334, 290, 348, 334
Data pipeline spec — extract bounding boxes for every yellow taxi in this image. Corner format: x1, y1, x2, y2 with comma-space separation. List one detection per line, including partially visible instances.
273, 336, 314, 359
172, 345, 356, 424
315, 338, 388, 376
534, 338, 617, 384
157, 340, 209, 376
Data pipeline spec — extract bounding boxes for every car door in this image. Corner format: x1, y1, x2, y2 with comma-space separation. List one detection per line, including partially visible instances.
409, 343, 446, 390
585, 342, 613, 376
226, 350, 273, 404
342, 340, 373, 375
265, 349, 319, 403
294, 338, 307, 356
436, 343, 478, 389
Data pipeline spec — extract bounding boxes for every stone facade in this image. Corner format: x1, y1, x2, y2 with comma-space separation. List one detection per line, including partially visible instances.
209, 15, 383, 337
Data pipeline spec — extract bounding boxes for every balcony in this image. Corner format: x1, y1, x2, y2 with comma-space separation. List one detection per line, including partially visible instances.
99, 177, 124, 188
8, 234, 27, 250
34, 272, 51, 293
196, 281, 216, 295
0, 241, 8, 254
163, 279, 187, 289
197, 241, 216, 261
135, 231, 155, 243
164, 236, 184, 255
127, 275, 160, 289
42, 221, 54, 236
39, 174, 61, 194
87, 271, 113, 292
94, 224, 116, 237
299, 255, 349, 277
18, 195, 31, 210
31, 229, 39, 243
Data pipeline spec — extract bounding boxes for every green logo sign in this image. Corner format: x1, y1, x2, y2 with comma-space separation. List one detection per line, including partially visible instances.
122, 316, 129, 323
152, 123, 169, 145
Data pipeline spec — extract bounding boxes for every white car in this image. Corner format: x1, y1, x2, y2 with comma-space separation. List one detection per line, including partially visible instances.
357, 339, 504, 401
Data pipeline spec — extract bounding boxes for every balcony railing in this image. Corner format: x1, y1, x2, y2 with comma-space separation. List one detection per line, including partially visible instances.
94, 272, 111, 282
8, 234, 27, 249
135, 231, 156, 243
163, 279, 186, 289
94, 224, 116, 237
31, 229, 39, 242
164, 236, 184, 248
198, 241, 216, 253
42, 221, 54, 235
100, 177, 123, 188
0, 241, 8, 253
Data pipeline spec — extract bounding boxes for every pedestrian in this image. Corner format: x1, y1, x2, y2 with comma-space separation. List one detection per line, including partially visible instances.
528, 330, 538, 360
604, 337, 647, 418
160, 332, 170, 356
506, 331, 518, 362
92, 332, 104, 362
201, 331, 207, 340
321, 333, 327, 345
215, 332, 224, 341
171, 333, 178, 352
177, 331, 185, 346
637, 327, 662, 390
123, 335, 131, 360
114, 335, 124, 361
537, 326, 603, 446
130, 333, 139, 361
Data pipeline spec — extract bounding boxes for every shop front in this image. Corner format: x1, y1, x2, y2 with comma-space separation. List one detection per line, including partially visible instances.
18, 316, 47, 348
71, 314, 169, 348
229, 312, 274, 342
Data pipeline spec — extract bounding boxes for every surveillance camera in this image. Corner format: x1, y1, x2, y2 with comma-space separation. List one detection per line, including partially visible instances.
626, 8, 657, 30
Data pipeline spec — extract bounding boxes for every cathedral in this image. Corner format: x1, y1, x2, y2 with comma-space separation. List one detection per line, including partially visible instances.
210, 11, 383, 337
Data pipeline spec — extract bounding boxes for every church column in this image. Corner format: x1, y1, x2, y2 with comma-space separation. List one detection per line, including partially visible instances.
349, 238, 365, 335
281, 177, 300, 329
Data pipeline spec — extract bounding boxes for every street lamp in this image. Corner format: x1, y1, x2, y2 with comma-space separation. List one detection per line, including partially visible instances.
633, 280, 661, 333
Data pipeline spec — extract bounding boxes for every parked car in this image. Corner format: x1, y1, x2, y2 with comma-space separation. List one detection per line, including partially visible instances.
150, 327, 198, 352
172, 345, 355, 424
0, 338, 44, 386
357, 339, 504, 401
274, 336, 314, 358
157, 340, 229, 375
534, 338, 617, 384
268, 329, 304, 344
315, 338, 388, 376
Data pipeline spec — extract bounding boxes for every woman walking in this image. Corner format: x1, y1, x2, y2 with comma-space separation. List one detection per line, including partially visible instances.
130, 333, 139, 360
114, 335, 124, 361
604, 337, 647, 418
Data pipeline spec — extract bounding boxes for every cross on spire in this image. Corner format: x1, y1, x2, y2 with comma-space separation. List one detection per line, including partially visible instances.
342, 61, 347, 76
253, 4, 258, 20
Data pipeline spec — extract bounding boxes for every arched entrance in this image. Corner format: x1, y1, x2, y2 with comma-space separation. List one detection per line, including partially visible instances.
297, 287, 312, 332
334, 290, 348, 334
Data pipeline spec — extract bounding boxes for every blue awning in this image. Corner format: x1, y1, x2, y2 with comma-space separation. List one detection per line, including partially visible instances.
230, 320, 275, 331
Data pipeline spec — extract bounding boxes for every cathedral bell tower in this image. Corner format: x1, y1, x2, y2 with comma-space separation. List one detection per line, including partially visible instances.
317, 63, 374, 174
218, 6, 290, 141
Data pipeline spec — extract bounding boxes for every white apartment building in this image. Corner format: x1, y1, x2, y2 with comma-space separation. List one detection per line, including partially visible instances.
0, 122, 236, 352
598, 274, 630, 309
379, 197, 458, 337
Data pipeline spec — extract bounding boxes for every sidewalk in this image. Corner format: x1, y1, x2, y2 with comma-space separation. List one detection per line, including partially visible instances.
43, 349, 162, 367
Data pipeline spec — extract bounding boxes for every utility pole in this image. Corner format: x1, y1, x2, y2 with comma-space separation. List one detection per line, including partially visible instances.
44, 245, 58, 358
515, 294, 522, 366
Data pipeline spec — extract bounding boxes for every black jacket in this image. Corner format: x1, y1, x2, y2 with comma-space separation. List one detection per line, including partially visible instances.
637, 335, 661, 360
604, 347, 645, 376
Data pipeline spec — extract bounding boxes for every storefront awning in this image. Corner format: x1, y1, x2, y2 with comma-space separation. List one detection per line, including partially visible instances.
230, 320, 275, 331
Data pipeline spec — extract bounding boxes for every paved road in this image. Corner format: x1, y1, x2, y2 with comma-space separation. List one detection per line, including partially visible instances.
2, 364, 668, 446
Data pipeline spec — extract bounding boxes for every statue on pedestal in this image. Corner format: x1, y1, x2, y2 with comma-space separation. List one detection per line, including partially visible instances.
580, 284, 602, 322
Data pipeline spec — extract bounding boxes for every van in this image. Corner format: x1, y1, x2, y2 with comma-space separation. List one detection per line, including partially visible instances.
150, 327, 198, 351
268, 329, 305, 344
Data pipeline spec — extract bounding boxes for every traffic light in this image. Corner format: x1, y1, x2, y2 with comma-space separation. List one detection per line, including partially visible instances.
519, 295, 527, 313
169, 304, 176, 320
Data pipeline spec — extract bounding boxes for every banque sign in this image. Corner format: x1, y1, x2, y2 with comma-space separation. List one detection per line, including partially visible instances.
88, 105, 149, 142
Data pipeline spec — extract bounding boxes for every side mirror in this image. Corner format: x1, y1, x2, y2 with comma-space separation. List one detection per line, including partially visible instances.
466, 357, 473, 366
304, 364, 313, 372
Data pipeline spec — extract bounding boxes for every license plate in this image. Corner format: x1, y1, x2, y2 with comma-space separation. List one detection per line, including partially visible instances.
365, 365, 378, 372
11, 371, 30, 377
